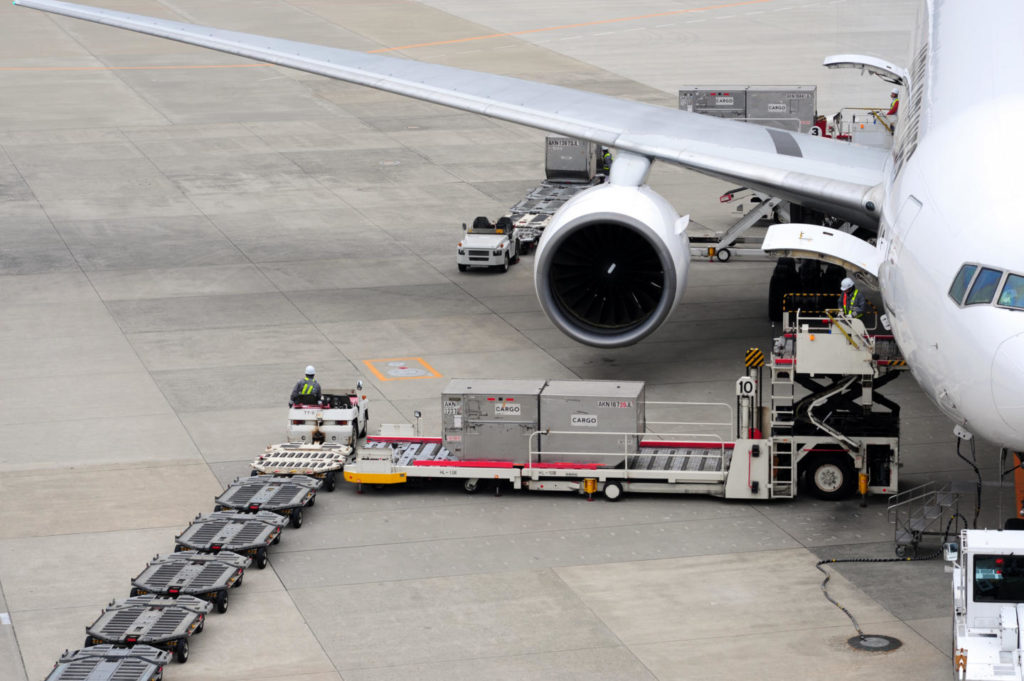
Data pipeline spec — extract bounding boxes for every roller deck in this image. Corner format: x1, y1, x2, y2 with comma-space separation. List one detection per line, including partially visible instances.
45, 645, 171, 681
214, 475, 320, 528
84, 594, 210, 656
131, 551, 250, 609
174, 510, 286, 568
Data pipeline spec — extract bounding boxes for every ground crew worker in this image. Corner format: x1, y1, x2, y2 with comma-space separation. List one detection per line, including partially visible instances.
840, 277, 866, 318
887, 87, 899, 116
886, 87, 899, 134
290, 365, 321, 406
600, 147, 612, 174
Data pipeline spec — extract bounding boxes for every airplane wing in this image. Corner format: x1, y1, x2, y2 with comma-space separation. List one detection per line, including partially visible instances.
14, 0, 887, 226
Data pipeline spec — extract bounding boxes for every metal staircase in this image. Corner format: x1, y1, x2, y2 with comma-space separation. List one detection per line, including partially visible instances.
887, 481, 961, 557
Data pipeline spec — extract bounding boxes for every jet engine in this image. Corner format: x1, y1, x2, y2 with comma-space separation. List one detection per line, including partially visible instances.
534, 183, 690, 348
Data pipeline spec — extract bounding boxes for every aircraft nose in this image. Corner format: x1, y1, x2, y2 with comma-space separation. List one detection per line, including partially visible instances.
993, 332, 1024, 434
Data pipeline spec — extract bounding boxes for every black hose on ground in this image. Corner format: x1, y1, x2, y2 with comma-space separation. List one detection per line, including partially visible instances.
956, 436, 982, 528
816, 512, 967, 639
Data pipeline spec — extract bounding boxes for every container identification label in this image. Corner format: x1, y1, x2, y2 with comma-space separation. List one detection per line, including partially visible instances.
443, 400, 460, 415
494, 404, 521, 416
571, 414, 599, 427
597, 401, 632, 408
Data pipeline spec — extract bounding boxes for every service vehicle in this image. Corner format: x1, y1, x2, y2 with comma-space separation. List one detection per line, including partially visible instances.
345, 308, 905, 502
456, 216, 520, 272
130, 550, 250, 613
948, 529, 1024, 680
45, 645, 171, 681
84, 594, 210, 664
214, 474, 321, 528
288, 382, 368, 446
252, 441, 349, 491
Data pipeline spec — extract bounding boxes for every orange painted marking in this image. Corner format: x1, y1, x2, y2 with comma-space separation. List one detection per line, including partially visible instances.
369, 0, 775, 53
0, 63, 269, 72
363, 357, 443, 382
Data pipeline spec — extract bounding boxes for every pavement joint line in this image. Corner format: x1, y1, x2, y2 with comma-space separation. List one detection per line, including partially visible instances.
367, 0, 776, 53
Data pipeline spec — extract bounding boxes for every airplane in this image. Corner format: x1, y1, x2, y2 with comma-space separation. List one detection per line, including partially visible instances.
13, 0, 1024, 454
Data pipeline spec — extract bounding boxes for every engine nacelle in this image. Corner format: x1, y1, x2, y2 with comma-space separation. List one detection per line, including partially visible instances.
534, 183, 690, 348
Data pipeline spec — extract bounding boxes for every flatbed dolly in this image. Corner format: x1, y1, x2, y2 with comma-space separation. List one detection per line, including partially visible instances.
174, 510, 287, 569
45, 644, 171, 681
130, 550, 251, 613
252, 442, 348, 492
84, 594, 211, 664
214, 475, 320, 528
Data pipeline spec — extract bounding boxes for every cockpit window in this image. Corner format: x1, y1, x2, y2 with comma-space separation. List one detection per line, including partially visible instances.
998, 274, 1024, 310
949, 264, 978, 304
965, 268, 1003, 305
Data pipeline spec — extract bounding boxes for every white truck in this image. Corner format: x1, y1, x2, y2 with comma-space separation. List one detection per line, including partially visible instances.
456, 216, 520, 272
287, 382, 368, 446
949, 529, 1024, 680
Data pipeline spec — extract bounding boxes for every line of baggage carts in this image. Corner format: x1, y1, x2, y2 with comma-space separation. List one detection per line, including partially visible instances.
45, 443, 349, 681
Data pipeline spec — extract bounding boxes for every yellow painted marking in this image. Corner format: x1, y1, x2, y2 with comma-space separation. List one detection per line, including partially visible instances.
344, 470, 407, 485
363, 357, 443, 382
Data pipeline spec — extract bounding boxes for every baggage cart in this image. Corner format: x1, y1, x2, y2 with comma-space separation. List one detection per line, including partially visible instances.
84, 594, 210, 664
130, 550, 251, 613
214, 475, 321, 528
45, 644, 170, 681
174, 510, 286, 569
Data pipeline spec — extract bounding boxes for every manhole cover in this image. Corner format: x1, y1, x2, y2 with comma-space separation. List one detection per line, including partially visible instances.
848, 634, 902, 652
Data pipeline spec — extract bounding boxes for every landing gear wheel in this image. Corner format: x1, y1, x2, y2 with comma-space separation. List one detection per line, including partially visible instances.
215, 589, 229, 614
175, 638, 189, 664
463, 478, 480, 494
603, 481, 624, 502
805, 454, 857, 500
324, 471, 336, 492
255, 548, 269, 570
291, 507, 303, 528
458, 263, 468, 272
716, 248, 731, 262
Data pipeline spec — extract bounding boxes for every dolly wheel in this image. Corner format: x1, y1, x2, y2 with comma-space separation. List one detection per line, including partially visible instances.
325, 472, 336, 492
290, 507, 304, 529
307, 494, 315, 507
463, 478, 480, 494
84, 636, 94, 648
603, 481, 624, 502
232, 572, 244, 588
216, 590, 229, 614
195, 616, 204, 634
249, 469, 258, 477
255, 548, 269, 569
175, 638, 189, 664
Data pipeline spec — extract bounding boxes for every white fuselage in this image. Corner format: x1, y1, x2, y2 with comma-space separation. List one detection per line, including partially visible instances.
877, 0, 1024, 451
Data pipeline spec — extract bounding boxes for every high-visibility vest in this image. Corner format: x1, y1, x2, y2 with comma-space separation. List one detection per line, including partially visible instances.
300, 377, 316, 395
601, 151, 612, 172
843, 289, 860, 316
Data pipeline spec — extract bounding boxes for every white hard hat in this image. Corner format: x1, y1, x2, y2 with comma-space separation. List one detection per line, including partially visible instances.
840, 277, 855, 291
890, 87, 899, 96
305, 365, 315, 375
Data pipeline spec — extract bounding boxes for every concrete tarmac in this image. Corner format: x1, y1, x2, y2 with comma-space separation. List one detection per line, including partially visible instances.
0, 0, 1007, 679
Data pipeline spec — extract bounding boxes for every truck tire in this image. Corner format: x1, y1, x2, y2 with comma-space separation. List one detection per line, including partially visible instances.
458, 263, 468, 272
215, 590, 229, 614
501, 254, 510, 272
804, 453, 857, 500
603, 481, 624, 501
175, 638, 189, 664
512, 242, 520, 264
